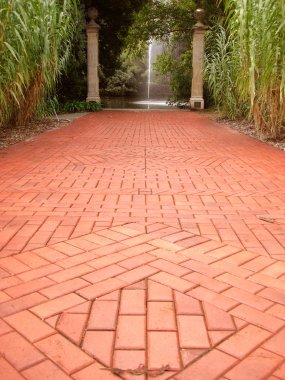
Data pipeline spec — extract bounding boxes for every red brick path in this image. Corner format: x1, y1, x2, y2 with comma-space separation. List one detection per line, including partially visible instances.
0, 111, 285, 379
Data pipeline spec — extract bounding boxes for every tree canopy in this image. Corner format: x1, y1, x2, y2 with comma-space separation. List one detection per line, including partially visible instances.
89, 0, 147, 78
125, 0, 223, 56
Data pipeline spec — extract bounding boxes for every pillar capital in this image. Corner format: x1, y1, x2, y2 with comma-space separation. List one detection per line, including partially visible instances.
192, 24, 208, 32
86, 22, 100, 32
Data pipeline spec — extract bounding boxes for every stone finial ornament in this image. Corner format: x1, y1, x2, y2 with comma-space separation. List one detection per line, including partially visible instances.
88, 7, 99, 25
194, 8, 206, 26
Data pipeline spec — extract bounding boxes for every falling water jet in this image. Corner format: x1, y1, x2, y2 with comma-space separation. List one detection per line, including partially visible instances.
147, 40, 152, 99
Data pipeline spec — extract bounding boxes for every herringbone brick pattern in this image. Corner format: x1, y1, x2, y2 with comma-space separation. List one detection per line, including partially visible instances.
0, 112, 284, 259
1, 223, 285, 379
0, 111, 285, 379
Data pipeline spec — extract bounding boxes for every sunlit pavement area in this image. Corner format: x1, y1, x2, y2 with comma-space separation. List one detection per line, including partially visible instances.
0, 110, 285, 379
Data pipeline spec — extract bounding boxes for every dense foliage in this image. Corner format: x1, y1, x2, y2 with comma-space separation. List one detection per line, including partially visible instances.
205, 0, 285, 137
205, 25, 246, 118
0, 0, 78, 127
56, 3, 87, 103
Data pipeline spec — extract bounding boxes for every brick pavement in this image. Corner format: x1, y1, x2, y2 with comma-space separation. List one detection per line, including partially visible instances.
0, 110, 285, 379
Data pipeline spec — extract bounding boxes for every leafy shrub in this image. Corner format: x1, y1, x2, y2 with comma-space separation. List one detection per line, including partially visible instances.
57, 101, 102, 113
154, 49, 192, 101
103, 69, 138, 96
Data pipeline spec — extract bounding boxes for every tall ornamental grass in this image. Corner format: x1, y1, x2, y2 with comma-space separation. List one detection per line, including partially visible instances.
0, 0, 78, 127
205, 0, 285, 138
205, 25, 249, 119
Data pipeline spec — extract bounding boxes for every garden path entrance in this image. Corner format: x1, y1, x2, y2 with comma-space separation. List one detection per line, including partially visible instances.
0, 110, 285, 379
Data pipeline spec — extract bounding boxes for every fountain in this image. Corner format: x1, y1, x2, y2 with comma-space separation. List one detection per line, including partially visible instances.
103, 40, 172, 110
147, 41, 152, 99
129, 40, 172, 109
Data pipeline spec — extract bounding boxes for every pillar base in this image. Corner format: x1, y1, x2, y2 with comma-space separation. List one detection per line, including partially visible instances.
190, 97, 204, 110
87, 96, 101, 103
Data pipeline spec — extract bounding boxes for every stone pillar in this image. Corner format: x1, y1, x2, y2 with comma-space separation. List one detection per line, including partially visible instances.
190, 9, 207, 110
86, 7, 100, 102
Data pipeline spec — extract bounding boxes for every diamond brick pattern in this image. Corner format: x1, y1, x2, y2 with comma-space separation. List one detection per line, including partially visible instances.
0, 111, 285, 378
